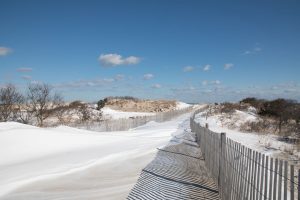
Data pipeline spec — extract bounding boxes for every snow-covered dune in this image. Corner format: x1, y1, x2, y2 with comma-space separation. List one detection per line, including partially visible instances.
194, 110, 300, 161
0, 113, 191, 200
176, 101, 191, 110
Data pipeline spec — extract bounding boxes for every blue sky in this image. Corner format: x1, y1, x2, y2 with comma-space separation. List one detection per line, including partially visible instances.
0, 0, 300, 103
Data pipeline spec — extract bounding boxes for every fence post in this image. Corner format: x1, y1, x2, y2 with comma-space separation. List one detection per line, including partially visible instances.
219, 132, 226, 198
205, 123, 209, 129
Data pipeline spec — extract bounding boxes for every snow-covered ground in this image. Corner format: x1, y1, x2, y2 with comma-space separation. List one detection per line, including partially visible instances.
101, 101, 191, 120
175, 102, 191, 110
101, 107, 155, 120
0, 113, 191, 200
194, 110, 300, 163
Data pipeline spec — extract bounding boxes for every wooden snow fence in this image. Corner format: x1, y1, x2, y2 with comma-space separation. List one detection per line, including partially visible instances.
191, 110, 300, 200
73, 106, 195, 132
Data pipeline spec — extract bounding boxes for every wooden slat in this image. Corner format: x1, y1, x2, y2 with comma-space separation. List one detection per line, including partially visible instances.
238, 145, 246, 200
233, 141, 239, 200
260, 154, 265, 200
290, 165, 294, 200
226, 140, 233, 200
221, 137, 226, 199
278, 160, 283, 199
219, 132, 226, 193
230, 140, 236, 200
224, 138, 231, 198
250, 150, 256, 200
231, 142, 239, 200
232, 142, 238, 200
269, 157, 274, 200
264, 156, 269, 200
273, 158, 278, 200
244, 148, 252, 200
236, 144, 244, 200
215, 134, 219, 181
225, 138, 230, 199
256, 153, 261, 200
223, 139, 229, 199
284, 161, 288, 200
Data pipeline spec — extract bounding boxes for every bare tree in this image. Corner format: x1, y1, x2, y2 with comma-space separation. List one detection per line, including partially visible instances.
16, 102, 33, 124
0, 84, 24, 122
27, 83, 62, 127
52, 95, 68, 124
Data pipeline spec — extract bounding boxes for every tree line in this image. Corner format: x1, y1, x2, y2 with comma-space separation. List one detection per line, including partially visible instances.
240, 97, 300, 135
0, 83, 63, 126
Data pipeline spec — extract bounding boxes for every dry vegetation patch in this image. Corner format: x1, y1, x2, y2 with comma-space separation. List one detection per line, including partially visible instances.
99, 97, 177, 112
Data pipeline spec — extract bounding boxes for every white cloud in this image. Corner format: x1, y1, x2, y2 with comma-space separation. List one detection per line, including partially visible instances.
0, 47, 12, 56
183, 66, 194, 72
17, 67, 33, 72
125, 56, 140, 64
103, 78, 115, 82
21, 75, 32, 80
202, 80, 221, 86
203, 89, 213, 94
152, 84, 161, 89
243, 50, 251, 55
99, 53, 140, 66
212, 80, 221, 85
202, 80, 208, 86
243, 46, 262, 55
203, 64, 211, 71
114, 74, 125, 81
189, 86, 195, 90
254, 47, 262, 52
143, 73, 154, 80
224, 63, 234, 70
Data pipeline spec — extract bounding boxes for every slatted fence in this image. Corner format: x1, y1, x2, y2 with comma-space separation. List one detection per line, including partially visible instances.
190, 111, 300, 200
72, 106, 195, 132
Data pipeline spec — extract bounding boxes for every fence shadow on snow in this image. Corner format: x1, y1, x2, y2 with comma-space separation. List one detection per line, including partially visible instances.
190, 110, 300, 200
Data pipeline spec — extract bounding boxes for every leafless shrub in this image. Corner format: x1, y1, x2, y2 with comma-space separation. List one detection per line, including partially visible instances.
16, 104, 33, 124
106, 96, 139, 101
220, 102, 248, 114
26, 83, 62, 127
69, 101, 102, 123
240, 97, 266, 110
0, 84, 24, 122
240, 118, 271, 133
50, 95, 69, 125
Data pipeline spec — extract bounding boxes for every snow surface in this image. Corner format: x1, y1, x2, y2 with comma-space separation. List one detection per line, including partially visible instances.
176, 102, 191, 110
101, 107, 155, 120
0, 113, 191, 200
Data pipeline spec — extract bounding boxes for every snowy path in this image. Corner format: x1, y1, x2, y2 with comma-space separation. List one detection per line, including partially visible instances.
127, 127, 219, 199
0, 114, 191, 200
